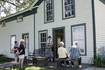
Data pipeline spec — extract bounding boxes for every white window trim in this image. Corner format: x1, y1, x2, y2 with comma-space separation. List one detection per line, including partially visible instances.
38, 30, 48, 56
10, 35, 16, 53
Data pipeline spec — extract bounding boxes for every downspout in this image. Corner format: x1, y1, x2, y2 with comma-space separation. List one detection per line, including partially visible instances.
91, 0, 96, 61
33, 12, 35, 55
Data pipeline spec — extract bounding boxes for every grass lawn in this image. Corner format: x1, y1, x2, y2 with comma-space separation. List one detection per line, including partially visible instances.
12, 66, 56, 70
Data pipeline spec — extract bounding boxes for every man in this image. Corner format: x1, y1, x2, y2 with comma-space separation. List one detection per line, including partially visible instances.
46, 36, 53, 61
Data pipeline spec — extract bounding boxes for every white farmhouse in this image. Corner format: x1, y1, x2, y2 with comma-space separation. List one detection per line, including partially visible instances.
0, 0, 105, 64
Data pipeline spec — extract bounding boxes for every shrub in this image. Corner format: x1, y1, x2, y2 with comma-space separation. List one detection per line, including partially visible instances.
94, 55, 105, 67
0, 54, 13, 63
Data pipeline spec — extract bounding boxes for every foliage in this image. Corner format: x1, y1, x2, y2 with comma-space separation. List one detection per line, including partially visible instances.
94, 55, 105, 67
0, 54, 13, 64
0, 0, 35, 18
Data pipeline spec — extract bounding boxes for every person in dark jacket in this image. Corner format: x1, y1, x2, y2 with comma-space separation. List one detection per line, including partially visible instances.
18, 39, 25, 68
12, 41, 19, 63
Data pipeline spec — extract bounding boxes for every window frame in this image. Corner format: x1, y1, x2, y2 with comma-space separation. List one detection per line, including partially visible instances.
44, 0, 54, 23
17, 15, 23, 22
62, 0, 75, 19
38, 30, 48, 56
10, 35, 16, 53
71, 24, 87, 56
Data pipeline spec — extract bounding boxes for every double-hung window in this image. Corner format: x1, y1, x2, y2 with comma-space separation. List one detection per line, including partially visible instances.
62, 0, 75, 19
39, 31, 48, 56
44, 0, 54, 23
10, 35, 16, 52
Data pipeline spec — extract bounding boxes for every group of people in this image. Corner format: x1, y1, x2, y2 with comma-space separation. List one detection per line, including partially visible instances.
46, 36, 82, 68
12, 36, 82, 68
12, 39, 25, 68
58, 41, 82, 68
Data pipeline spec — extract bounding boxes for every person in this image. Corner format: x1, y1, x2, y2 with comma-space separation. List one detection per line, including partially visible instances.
12, 41, 19, 63
46, 36, 53, 62
18, 39, 25, 68
57, 41, 69, 67
69, 41, 82, 68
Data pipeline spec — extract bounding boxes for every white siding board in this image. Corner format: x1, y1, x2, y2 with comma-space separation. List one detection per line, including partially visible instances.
95, 0, 105, 51
0, 15, 34, 58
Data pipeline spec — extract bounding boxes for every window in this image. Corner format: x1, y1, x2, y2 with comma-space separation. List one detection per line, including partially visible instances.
62, 0, 75, 19
39, 30, 48, 56
44, 0, 54, 23
22, 33, 29, 56
10, 35, 16, 52
17, 15, 23, 22
71, 24, 86, 56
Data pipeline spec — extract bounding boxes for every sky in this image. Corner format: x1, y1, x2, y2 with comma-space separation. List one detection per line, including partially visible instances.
0, 0, 16, 18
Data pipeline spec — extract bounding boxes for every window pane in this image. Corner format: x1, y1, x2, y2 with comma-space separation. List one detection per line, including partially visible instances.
10, 35, 16, 52
63, 0, 75, 18
45, 0, 54, 22
39, 31, 48, 56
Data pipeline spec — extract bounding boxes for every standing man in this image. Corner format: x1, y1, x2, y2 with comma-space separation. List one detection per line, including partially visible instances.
46, 36, 53, 62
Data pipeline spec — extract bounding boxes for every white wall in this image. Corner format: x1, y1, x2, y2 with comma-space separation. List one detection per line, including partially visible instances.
95, 0, 105, 54
35, 0, 94, 64
0, 14, 34, 58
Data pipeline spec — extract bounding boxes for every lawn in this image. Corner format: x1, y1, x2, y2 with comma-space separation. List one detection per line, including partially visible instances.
11, 66, 56, 70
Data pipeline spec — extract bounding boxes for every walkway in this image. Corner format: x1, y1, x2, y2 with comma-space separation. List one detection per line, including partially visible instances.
83, 67, 105, 70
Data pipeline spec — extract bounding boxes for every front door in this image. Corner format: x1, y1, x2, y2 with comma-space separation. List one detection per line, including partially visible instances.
53, 27, 65, 58
22, 33, 29, 57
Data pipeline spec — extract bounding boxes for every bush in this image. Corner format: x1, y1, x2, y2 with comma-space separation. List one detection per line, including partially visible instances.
0, 54, 13, 64
94, 55, 105, 67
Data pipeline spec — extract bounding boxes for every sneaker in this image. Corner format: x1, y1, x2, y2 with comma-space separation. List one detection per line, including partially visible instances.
79, 65, 82, 68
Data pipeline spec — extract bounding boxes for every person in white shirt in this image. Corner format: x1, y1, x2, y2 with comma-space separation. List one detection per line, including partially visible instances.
46, 36, 53, 61
57, 41, 69, 66
58, 41, 68, 58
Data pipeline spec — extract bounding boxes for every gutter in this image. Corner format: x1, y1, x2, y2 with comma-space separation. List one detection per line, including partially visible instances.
91, 0, 96, 60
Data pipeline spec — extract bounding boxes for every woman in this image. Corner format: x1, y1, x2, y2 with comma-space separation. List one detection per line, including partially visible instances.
69, 41, 82, 68
18, 39, 25, 68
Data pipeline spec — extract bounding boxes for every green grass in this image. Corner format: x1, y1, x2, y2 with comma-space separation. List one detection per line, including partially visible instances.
12, 66, 55, 70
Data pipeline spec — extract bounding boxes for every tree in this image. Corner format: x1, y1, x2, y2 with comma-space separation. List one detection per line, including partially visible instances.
0, 0, 34, 18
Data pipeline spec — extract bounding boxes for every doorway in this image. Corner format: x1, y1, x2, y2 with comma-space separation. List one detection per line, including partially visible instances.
53, 27, 65, 58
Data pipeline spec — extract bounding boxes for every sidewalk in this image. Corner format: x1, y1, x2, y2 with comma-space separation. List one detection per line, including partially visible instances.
83, 67, 105, 70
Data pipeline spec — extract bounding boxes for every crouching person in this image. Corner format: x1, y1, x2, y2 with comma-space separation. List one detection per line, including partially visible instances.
69, 41, 82, 68
57, 41, 69, 67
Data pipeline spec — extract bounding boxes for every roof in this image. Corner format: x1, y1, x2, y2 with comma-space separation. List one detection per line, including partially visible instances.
0, 0, 43, 22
